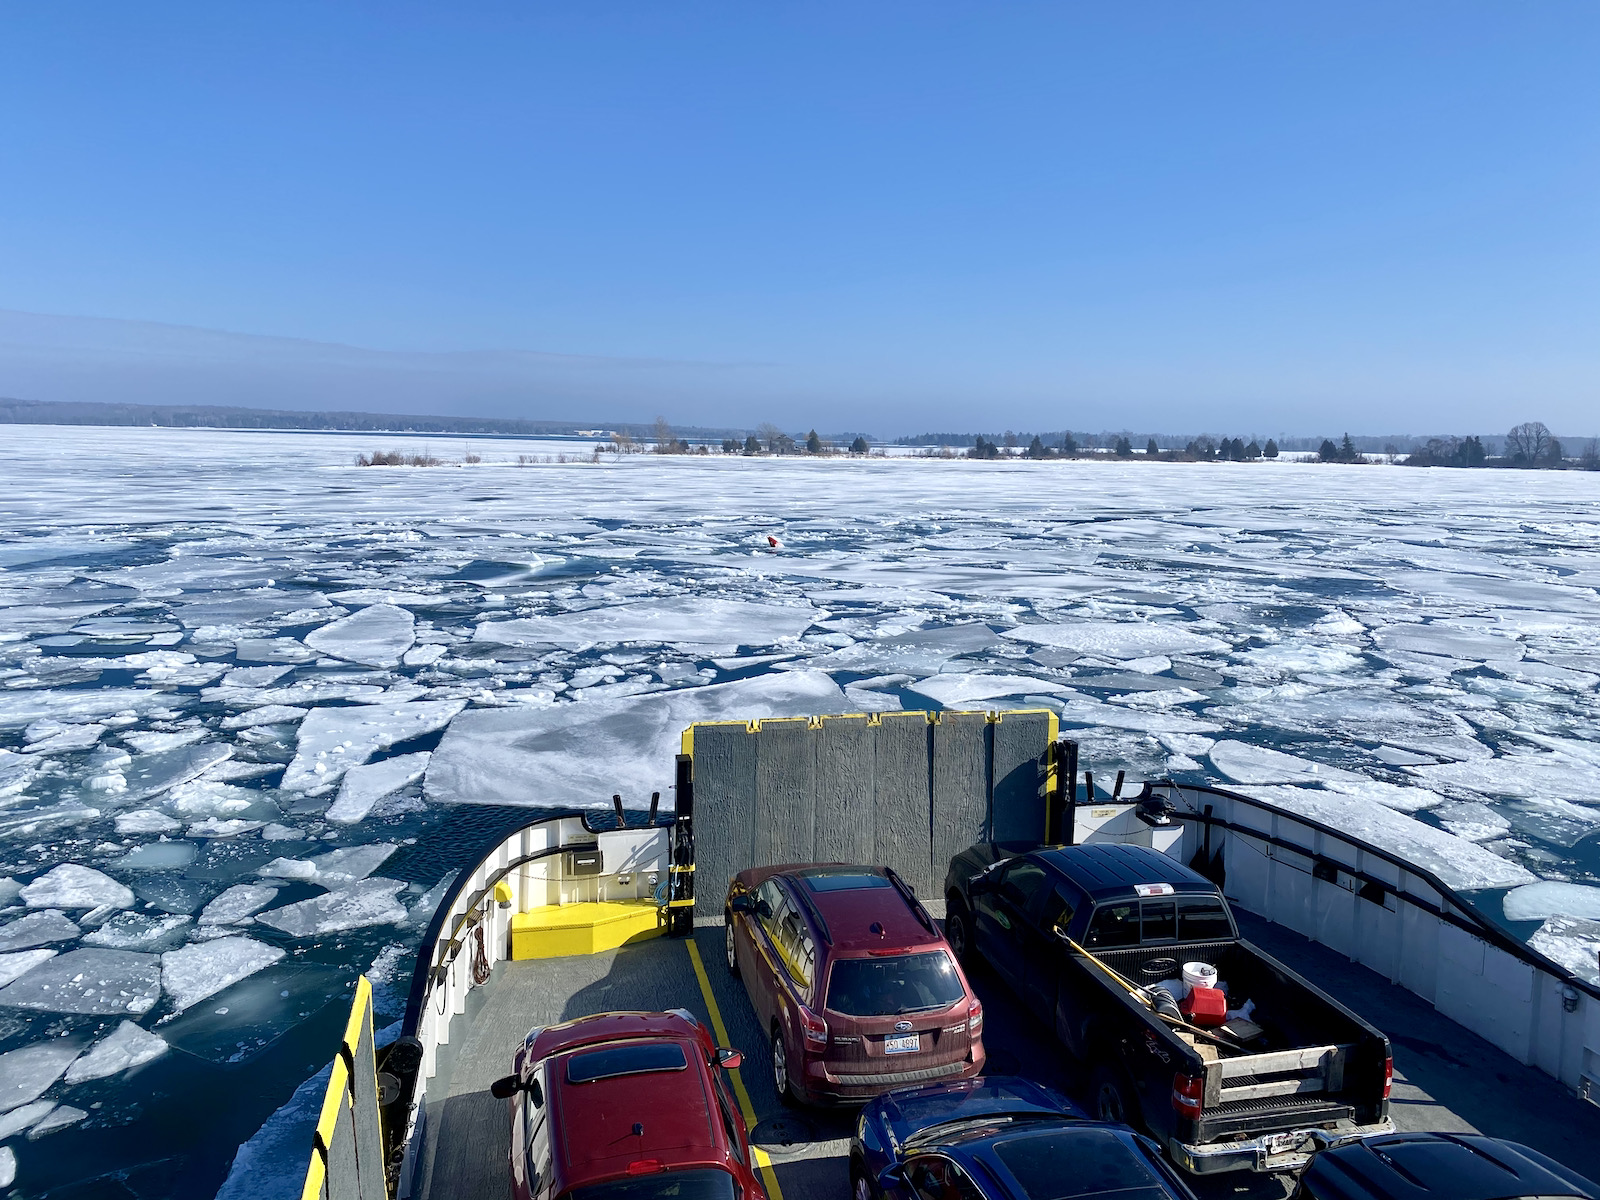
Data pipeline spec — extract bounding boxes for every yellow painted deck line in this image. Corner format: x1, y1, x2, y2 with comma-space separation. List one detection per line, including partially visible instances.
686, 939, 788, 1200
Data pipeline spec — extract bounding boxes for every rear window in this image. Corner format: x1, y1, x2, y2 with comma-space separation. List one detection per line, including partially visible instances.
803, 870, 891, 893
1178, 899, 1232, 940
826, 951, 965, 1017
565, 1167, 737, 1200
993, 1128, 1166, 1200
1085, 903, 1139, 949
566, 1042, 687, 1084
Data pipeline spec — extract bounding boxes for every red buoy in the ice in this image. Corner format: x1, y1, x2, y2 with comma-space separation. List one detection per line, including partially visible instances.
767, 536, 781, 548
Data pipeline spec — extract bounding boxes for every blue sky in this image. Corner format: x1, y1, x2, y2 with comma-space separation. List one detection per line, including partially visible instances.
1, 3, 1595, 436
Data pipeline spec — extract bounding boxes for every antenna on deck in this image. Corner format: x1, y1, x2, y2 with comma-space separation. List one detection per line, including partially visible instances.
613, 793, 626, 828
648, 791, 660, 826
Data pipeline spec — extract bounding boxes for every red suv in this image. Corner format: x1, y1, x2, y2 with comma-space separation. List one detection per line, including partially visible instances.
491, 1010, 766, 1200
724, 864, 985, 1106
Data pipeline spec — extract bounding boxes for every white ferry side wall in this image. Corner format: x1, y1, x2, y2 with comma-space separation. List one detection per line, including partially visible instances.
1109, 785, 1600, 1101
398, 815, 674, 1199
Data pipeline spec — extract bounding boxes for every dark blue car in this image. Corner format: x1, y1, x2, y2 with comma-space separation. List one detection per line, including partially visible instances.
850, 1076, 1197, 1200
1295, 1132, 1600, 1200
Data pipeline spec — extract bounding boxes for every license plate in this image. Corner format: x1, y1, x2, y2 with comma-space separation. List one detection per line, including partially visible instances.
884, 1033, 920, 1054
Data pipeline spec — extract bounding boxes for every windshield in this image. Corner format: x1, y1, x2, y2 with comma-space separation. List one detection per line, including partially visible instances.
826, 951, 965, 1017
564, 1167, 737, 1200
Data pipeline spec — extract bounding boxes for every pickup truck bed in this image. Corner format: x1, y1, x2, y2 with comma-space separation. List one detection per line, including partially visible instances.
945, 842, 1393, 1175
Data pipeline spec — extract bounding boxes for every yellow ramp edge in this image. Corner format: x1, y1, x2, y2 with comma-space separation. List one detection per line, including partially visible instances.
511, 899, 664, 959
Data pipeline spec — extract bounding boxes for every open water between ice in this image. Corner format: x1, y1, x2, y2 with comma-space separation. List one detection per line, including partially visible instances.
0, 424, 1596, 1198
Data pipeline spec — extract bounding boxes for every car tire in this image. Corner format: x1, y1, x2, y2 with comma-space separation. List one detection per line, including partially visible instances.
725, 914, 740, 978
850, 1162, 879, 1200
771, 1026, 798, 1108
1091, 1060, 1142, 1132
944, 897, 978, 970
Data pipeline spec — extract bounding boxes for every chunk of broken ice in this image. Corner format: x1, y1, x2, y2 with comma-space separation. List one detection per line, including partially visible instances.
0, 1041, 81, 1113
20, 864, 134, 910
120, 743, 233, 803
161, 936, 286, 1012
1503, 881, 1600, 924
0, 1099, 54, 1140
220, 704, 310, 731
0, 950, 57, 989
113, 809, 182, 835
304, 604, 416, 667
0, 911, 80, 952
1002, 620, 1229, 658
1433, 801, 1511, 843
476, 597, 819, 650
255, 879, 408, 937
256, 858, 319, 882
82, 913, 193, 951
221, 665, 295, 689
1528, 915, 1600, 985
113, 842, 198, 871
62, 1020, 168, 1083
27, 1103, 86, 1138
281, 699, 466, 791
1208, 741, 1365, 786
310, 844, 397, 881
0, 947, 162, 1015
905, 674, 1068, 707
327, 753, 429, 824
200, 884, 281, 926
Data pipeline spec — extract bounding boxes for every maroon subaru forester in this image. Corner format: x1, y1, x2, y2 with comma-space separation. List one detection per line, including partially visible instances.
724, 864, 985, 1105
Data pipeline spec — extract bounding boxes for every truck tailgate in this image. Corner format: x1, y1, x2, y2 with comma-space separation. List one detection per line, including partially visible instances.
1200, 1044, 1354, 1138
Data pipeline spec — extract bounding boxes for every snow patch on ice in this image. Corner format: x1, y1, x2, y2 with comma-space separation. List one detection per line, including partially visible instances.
20, 864, 133, 910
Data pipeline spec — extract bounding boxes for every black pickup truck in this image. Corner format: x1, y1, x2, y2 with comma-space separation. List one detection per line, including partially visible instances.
944, 842, 1393, 1176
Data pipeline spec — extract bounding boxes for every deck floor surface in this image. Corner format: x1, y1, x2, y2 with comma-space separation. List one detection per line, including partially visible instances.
416, 916, 1600, 1200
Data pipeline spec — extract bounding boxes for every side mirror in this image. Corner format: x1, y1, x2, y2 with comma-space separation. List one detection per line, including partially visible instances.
968, 874, 994, 897
878, 1165, 904, 1189
490, 1075, 543, 1107
716, 1048, 744, 1070
729, 893, 755, 914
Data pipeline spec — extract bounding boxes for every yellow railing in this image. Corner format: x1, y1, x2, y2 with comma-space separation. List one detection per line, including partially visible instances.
302, 975, 387, 1200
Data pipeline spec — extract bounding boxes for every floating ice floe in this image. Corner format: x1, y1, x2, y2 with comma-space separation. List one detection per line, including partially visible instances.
427, 670, 848, 808
0, 688, 174, 731
200, 885, 281, 927
162, 936, 286, 1012
113, 809, 182, 835
304, 604, 416, 667
0, 1042, 81, 1113
188, 818, 267, 838
1503, 881, 1600, 923
120, 743, 234, 803
221, 705, 310, 731
281, 699, 466, 791
83, 913, 193, 951
1372, 623, 1524, 663
475, 596, 820, 650
1528, 916, 1600, 985
327, 753, 430, 824
20, 864, 134, 910
906, 674, 1068, 707
63, 1020, 168, 1083
1208, 741, 1365, 786
1321, 778, 1443, 814
1408, 752, 1598, 806
29, 1103, 86, 1137
175, 588, 330, 629
0, 1099, 54, 1140
403, 643, 447, 667
1002, 620, 1229, 659
0, 950, 57, 989
1249, 785, 1534, 891
0, 911, 80, 952
221, 665, 295, 689
20, 722, 104, 754
0, 878, 21, 907
0, 1146, 12, 1187
0, 948, 163, 1015
1052, 694, 1221, 735
1434, 801, 1512, 842
122, 727, 208, 753
255, 879, 409, 937
114, 842, 199, 871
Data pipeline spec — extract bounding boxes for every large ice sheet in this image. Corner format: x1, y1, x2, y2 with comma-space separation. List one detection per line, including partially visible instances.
0, 950, 56, 989
254, 879, 408, 937
62, 1020, 168, 1083
0, 1043, 81, 1113
162, 937, 286, 1012
0, 948, 163, 1015
282, 699, 466, 791
1208, 741, 1364, 786
200, 885, 282, 927
326, 752, 430, 824
1249, 785, 1534, 891
475, 597, 819, 650
1504, 881, 1600, 923
427, 670, 848, 808
1408, 752, 1598, 805
1002, 620, 1229, 658
1529, 916, 1600, 985
304, 603, 416, 667
0, 911, 80, 952
20, 864, 134, 910
906, 673, 1067, 707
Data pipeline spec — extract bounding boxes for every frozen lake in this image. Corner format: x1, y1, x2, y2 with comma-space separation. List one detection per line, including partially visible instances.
0, 423, 1597, 1198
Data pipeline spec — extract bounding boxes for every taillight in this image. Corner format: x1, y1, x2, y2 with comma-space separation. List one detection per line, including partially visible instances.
968, 998, 983, 1036
627, 1160, 665, 1175
1383, 1055, 1393, 1100
799, 1007, 828, 1048
1171, 1072, 1204, 1117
